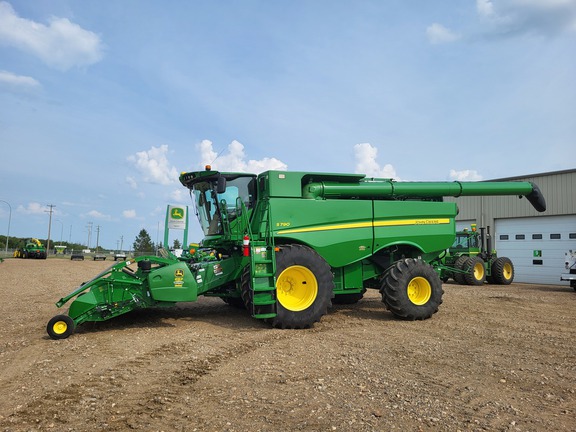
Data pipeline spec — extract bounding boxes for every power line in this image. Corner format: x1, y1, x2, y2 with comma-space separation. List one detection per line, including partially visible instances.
45, 204, 55, 253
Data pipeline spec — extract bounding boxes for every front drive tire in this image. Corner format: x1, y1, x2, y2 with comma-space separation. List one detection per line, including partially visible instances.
263, 244, 333, 329
380, 258, 444, 320
47, 314, 75, 340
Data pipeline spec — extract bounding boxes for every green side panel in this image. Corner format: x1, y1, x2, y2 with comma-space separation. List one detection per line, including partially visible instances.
271, 198, 374, 268
261, 171, 366, 198
68, 291, 98, 319
148, 262, 198, 302
373, 201, 457, 255
343, 261, 363, 289
195, 255, 247, 295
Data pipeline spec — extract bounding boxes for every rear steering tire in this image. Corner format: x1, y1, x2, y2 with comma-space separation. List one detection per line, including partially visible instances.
381, 258, 444, 320
47, 314, 75, 340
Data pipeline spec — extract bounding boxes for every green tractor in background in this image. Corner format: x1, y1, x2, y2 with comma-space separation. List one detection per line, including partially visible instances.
14, 238, 47, 259
437, 224, 514, 285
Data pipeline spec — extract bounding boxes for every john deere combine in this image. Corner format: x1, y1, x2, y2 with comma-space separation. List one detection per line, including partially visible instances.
47, 167, 546, 339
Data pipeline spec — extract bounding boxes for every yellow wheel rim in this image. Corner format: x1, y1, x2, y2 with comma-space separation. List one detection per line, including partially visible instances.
407, 277, 432, 305
473, 262, 485, 280
52, 320, 68, 335
503, 263, 512, 279
277, 265, 318, 311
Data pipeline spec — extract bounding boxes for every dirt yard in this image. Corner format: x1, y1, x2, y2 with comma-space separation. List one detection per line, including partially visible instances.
0, 258, 575, 432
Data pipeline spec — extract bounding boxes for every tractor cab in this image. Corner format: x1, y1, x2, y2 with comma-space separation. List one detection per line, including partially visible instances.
450, 227, 480, 253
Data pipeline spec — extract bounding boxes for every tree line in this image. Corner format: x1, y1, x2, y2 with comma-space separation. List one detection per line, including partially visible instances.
0, 236, 87, 252
1, 229, 181, 254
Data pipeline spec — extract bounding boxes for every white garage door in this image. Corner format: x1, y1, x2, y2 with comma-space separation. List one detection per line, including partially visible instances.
495, 215, 576, 285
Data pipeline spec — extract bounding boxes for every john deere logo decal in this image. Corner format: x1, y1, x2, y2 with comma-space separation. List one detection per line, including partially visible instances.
171, 208, 184, 219
174, 269, 184, 277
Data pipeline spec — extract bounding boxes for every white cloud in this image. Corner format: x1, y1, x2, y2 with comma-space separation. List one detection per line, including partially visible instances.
0, 1, 104, 70
476, 0, 576, 35
125, 176, 138, 189
449, 169, 484, 181
122, 209, 137, 219
426, 23, 461, 44
169, 189, 187, 203
353, 143, 398, 179
197, 139, 287, 173
477, 0, 495, 17
85, 210, 111, 220
127, 144, 179, 186
0, 70, 40, 88
17, 202, 51, 215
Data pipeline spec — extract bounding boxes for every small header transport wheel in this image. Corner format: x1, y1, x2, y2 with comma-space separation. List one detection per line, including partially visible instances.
47, 315, 75, 340
381, 258, 444, 320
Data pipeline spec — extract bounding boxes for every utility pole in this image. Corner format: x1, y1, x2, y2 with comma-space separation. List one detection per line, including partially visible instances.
86, 222, 93, 249
120, 235, 124, 252
45, 204, 55, 254
0, 200, 11, 257
95, 225, 101, 251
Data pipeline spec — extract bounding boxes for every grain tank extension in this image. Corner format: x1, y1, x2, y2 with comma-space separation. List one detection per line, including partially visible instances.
47, 168, 545, 339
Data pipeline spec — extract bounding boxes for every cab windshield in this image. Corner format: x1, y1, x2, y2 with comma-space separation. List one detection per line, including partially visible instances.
451, 233, 478, 250
192, 175, 256, 236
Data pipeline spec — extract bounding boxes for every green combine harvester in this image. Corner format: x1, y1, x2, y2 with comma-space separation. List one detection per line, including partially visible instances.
47, 167, 546, 339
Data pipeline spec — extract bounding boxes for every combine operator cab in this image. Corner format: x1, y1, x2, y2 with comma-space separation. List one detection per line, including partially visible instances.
185, 168, 257, 239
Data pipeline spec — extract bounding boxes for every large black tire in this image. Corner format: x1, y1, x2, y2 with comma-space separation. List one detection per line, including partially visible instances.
380, 258, 444, 320
453, 256, 469, 285
491, 257, 514, 285
463, 256, 486, 286
243, 244, 333, 329
47, 314, 75, 340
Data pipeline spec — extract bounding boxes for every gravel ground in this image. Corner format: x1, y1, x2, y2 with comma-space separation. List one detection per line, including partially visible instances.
0, 258, 575, 432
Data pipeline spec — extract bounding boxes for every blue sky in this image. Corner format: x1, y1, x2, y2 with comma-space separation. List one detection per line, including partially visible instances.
1, 0, 575, 250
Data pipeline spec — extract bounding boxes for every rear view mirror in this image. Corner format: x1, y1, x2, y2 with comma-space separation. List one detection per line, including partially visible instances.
217, 176, 227, 194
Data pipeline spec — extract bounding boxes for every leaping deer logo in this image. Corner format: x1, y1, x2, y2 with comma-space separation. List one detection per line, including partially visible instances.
171, 208, 184, 219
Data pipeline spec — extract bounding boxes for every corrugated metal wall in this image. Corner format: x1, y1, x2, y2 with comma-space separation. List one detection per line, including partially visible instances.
446, 169, 576, 229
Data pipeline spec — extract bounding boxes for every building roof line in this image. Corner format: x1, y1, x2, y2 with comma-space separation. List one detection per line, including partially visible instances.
488, 168, 576, 182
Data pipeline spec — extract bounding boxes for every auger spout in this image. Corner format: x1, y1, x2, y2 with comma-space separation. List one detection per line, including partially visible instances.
302, 179, 546, 212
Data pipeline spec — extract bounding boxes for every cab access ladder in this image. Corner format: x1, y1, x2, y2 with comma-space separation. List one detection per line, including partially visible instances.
248, 199, 277, 319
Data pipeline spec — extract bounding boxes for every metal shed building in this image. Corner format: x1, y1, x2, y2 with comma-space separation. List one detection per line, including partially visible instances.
446, 169, 576, 286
